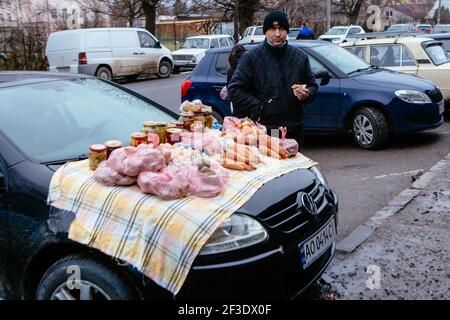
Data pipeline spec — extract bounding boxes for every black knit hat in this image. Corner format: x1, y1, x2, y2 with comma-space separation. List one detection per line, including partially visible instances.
263, 11, 290, 34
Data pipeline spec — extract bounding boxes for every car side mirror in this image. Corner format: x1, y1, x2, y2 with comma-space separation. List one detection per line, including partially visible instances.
154, 41, 162, 48
314, 68, 330, 79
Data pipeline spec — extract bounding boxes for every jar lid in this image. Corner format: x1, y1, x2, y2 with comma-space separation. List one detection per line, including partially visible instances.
180, 111, 194, 117
132, 132, 147, 138
167, 128, 182, 134
104, 140, 122, 148
89, 144, 107, 152
143, 121, 159, 127
201, 106, 212, 113
166, 123, 177, 129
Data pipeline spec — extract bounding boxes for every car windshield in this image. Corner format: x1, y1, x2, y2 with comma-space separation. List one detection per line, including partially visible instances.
254, 27, 263, 36
425, 44, 449, 65
289, 29, 299, 37
325, 27, 347, 35
310, 43, 370, 75
182, 38, 210, 49
388, 25, 410, 32
0, 78, 174, 163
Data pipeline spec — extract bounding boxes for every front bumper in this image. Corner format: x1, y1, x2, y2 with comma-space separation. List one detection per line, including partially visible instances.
174, 61, 198, 68
175, 195, 338, 300
389, 98, 444, 134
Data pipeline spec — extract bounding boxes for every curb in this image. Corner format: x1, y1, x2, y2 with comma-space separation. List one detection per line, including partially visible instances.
336, 152, 450, 253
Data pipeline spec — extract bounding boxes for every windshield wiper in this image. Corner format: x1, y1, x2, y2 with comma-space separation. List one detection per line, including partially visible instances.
42, 154, 88, 166
347, 65, 378, 76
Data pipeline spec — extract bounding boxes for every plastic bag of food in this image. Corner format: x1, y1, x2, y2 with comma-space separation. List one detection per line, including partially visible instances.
278, 126, 299, 157
281, 139, 299, 157
107, 145, 165, 177
137, 165, 192, 200
189, 161, 228, 198
94, 162, 136, 187
222, 116, 242, 135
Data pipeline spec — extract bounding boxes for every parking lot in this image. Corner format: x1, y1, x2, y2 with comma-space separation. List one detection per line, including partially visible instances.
124, 74, 450, 242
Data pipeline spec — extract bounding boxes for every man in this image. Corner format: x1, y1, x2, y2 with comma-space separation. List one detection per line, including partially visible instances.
296, 22, 315, 40
228, 11, 318, 145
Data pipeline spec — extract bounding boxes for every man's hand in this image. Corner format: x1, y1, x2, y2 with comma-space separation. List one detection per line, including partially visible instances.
292, 84, 309, 101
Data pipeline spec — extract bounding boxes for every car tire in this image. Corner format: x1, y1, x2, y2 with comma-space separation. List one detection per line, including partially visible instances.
35, 254, 140, 300
96, 67, 112, 81
351, 107, 388, 149
157, 61, 172, 78
212, 109, 224, 124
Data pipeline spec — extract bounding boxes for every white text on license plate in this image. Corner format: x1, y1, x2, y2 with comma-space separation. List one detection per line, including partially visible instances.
299, 218, 336, 269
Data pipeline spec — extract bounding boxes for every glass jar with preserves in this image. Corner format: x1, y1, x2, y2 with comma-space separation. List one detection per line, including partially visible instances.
192, 112, 205, 129
143, 121, 167, 144
156, 123, 167, 144
89, 144, 107, 170
202, 106, 213, 129
131, 132, 147, 147
104, 140, 122, 158
166, 128, 182, 145
179, 111, 195, 131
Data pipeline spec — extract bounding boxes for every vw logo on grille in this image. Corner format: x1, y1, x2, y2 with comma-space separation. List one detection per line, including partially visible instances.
297, 192, 318, 216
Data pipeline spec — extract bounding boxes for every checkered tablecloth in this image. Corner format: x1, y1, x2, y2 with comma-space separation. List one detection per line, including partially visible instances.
47, 154, 317, 295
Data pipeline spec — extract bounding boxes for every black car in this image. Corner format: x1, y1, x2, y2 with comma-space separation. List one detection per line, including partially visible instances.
0, 72, 338, 300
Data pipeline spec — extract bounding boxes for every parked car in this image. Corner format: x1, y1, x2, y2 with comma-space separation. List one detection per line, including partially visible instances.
415, 23, 433, 34
341, 36, 450, 112
0, 71, 338, 300
419, 32, 450, 56
238, 26, 265, 44
45, 28, 174, 81
386, 24, 416, 33
172, 35, 234, 73
318, 25, 365, 44
432, 24, 450, 34
288, 28, 301, 40
182, 41, 444, 149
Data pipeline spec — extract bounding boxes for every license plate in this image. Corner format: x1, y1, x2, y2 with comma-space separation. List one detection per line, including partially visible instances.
299, 217, 336, 269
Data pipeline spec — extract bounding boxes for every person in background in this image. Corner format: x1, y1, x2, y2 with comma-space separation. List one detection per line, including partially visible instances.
220, 44, 247, 101
296, 22, 315, 40
228, 11, 318, 145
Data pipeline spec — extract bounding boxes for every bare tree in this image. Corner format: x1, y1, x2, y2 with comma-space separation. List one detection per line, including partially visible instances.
331, 0, 366, 25
76, 0, 143, 27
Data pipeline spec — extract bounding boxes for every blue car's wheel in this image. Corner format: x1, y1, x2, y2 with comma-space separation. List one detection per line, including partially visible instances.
352, 107, 388, 149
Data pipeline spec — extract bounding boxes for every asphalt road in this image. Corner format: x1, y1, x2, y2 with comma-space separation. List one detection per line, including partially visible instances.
123, 75, 450, 242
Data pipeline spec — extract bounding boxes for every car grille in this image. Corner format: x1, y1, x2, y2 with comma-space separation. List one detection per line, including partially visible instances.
426, 89, 444, 104
174, 55, 193, 61
258, 180, 329, 234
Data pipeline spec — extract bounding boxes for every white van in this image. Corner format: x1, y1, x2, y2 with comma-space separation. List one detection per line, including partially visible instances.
46, 28, 174, 80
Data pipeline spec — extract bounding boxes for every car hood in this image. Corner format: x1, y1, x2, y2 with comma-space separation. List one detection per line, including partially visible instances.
172, 48, 206, 56
352, 69, 437, 91
319, 35, 343, 40
238, 168, 317, 217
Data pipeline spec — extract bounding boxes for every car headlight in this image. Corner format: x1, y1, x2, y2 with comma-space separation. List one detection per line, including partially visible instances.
395, 90, 431, 104
191, 56, 196, 63
198, 214, 268, 255
310, 166, 331, 192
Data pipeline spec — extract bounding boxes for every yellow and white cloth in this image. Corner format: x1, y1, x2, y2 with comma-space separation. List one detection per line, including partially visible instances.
47, 154, 317, 295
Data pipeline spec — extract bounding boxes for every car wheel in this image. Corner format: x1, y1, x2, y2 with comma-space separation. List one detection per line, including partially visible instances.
96, 67, 112, 81
157, 61, 172, 78
36, 254, 139, 300
212, 109, 224, 125
351, 107, 388, 149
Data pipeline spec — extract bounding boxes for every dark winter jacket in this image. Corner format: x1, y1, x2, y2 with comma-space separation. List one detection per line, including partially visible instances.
228, 40, 318, 130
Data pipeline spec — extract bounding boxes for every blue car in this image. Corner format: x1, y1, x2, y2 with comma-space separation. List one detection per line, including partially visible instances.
181, 40, 445, 149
